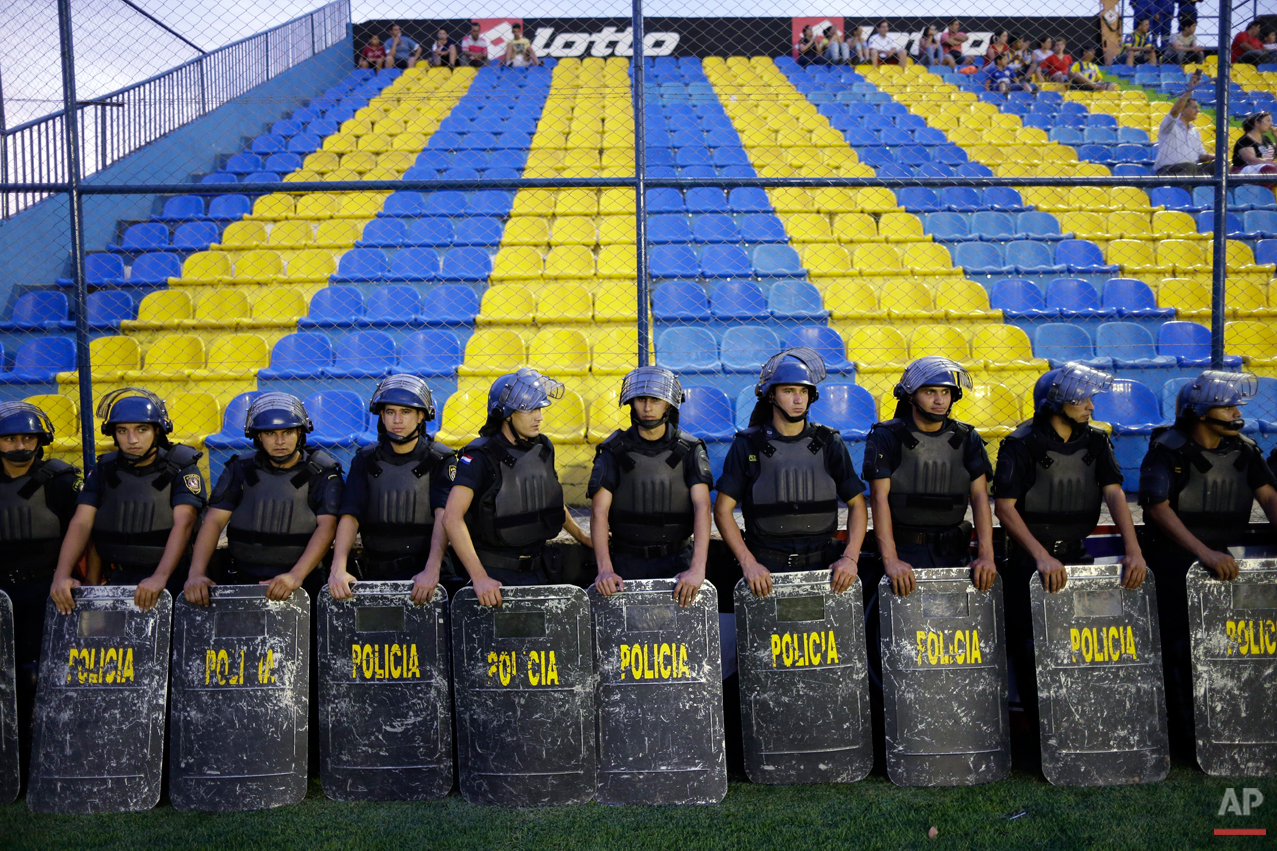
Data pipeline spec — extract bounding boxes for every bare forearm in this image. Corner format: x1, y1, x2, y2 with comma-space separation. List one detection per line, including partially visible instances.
151, 508, 198, 582
869, 483, 898, 561
691, 490, 712, 567
970, 489, 995, 558
1146, 502, 1212, 558
331, 516, 359, 573
844, 495, 868, 557
994, 499, 1049, 559
590, 500, 613, 572
444, 514, 487, 582
714, 499, 753, 563
288, 517, 337, 580
188, 514, 229, 578
425, 508, 449, 568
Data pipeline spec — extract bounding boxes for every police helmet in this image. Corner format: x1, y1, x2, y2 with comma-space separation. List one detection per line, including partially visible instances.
243, 392, 313, 438
96, 387, 173, 437
488, 368, 564, 418
1033, 363, 1114, 413
893, 356, 973, 402
1175, 370, 1258, 418
0, 401, 55, 446
619, 366, 685, 409
369, 374, 436, 421
754, 347, 827, 402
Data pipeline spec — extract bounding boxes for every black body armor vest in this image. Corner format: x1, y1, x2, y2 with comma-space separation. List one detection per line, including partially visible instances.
466, 436, 563, 551
226, 448, 338, 568
742, 425, 840, 539
601, 429, 697, 546
1014, 422, 1106, 544
0, 459, 76, 569
356, 440, 450, 559
1155, 428, 1257, 543
93, 444, 201, 567
881, 419, 972, 529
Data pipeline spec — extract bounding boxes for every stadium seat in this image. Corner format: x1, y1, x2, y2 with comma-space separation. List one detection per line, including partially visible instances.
112, 223, 170, 253
1102, 278, 1175, 319
653, 281, 711, 321
1007, 241, 1066, 275
1096, 322, 1177, 368
1032, 324, 1112, 369
721, 326, 781, 373
258, 332, 334, 379
0, 338, 75, 383
300, 286, 364, 329
398, 329, 462, 377
679, 386, 734, 440
711, 280, 768, 321
1092, 379, 1165, 434
172, 223, 219, 251
439, 248, 493, 282
156, 195, 205, 221
204, 392, 263, 452
458, 329, 527, 377
657, 327, 720, 373
1157, 321, 1243, 368
306, 390, 372, 447
332, 249, 389, 283
809, 383, 876, 439
1046, 278, 1117, 319
768, 280, 829, 320
0, 292, 69, 331
988, 279, 1055, 319
86, 291, 136, 329
361, 286, 422, 328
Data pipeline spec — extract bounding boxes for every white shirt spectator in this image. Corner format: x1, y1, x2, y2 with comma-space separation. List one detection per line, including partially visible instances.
1154, 111, 1206, 172
866, 32, 901, 54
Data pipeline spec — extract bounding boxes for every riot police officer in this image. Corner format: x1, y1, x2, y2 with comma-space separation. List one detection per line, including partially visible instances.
184, 392, 344, 605
51, 388, 205, 614
863, 357, 996, 596
329, 375, 455, 604
590, 366, 714, 607
442, 368, 591, 607
713, 348, 868, 597
0, 402, 79, 774
992, 363, 1147, 730
1138, 370, 1277, 751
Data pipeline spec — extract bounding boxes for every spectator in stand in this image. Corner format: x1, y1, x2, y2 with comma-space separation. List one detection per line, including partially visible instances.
914, 25, 943, 66
819, 26, 849, 64
1232, 112, 1277, 182
796, 25, 821, 67
1178, 0, 1198, 27
1233, 20, 1277, 65
985, 29, 1011, 67
845, 25, 868, 64
384, 24, 422, 69
985, 51, 1034, 93
867, 21, 908, 67
502, 23, 540, 67
359, 35, 385, 70
1029, 36, 1054, 81
1007, 35, 1031, 74
1070, 46, 1119, 91
461, 22, 490, 67
429, 29, 457, 68
1153, 71, 1215, 175
939, 20, 971, 68
1119, 18, 1161, 66
1163, 20, 1204, 65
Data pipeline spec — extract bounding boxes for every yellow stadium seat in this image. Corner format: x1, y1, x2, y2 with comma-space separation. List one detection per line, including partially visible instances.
854, 243, 905, 276
801, 243, 853, 278
315, 220, 362, 249
550, 216, 597, 246
910, 324, 970, 362
283, 169, 322, 183
592, 327, 640, 375
879, 213, 928, 243
812, 188, 859, 213
1225, 321, 1277, 367
265, 220, 315, 249
436, 391, 488, 447
854, 187, 899, 213
175, 251, 231, 285
825, 279, 885, 321
938, 279, 1002, 324
1110, 187, 1154, 212
168, 392, 221, 443
391, 132, 427, 151
1020, 187, 1068, 210
545, 245, 595, 281
1108, 240, 1172, 276
902, 243, 955, 275
1058, 211, 1107, 240
597, 216, 635, 245
1227, 279, 1277, 319
588, 390, 628, 442
477, 286, 536, 325
880, 280, 936, 320
594, 287, 638, 323
831, 213, 879, 243
25, 394, 80, 453
511, 190, 557, 217
191, 333, 270, 380
1106, 211, 1152, 239
242, 288, 306, 329
376, 151, 415, 172
458, 329, 527, 377
951, 383, 1019, 439
504, 217, 551, 246
356, 133, 391, 153
597, 246, 636, 279
248, 193, 296, 221
1150, 210, 1204, 239
125, 290, 193, 330
531, 330, 591, 378
540, 389, 588, 443
536, 284, 593, 324
972, 324, 1043, 367
599, 188, 636, 215
785, 213, 835, 243
338, 192, 386, 219
126, 334, 204, 379
87, 336, 141, 380
770, 188, 815, 213
339, 118, 373, 136
324, 168, 363, 182
1158, 239, 1208, 274
187, 290, 249, 329
219, 221, 267, 249
303, 152, 340, 173
281, 249, 336, 283
1158, 278, 1211, 318
296, 193, 339, 219
846, 325, 909, 366
491, 246, 544, 283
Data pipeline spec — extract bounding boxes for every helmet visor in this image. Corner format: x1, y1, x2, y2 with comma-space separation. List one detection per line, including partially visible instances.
501, 370, 565, 412
1050, 363, 1114, 407
620, 366, 684, 408
1191, 371, 1258, 409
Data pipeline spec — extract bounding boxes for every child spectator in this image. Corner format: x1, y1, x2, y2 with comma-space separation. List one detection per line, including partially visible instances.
461, 22, 490, 67
1119, 18, 1160, 65
845, 25, 868, 64
1164, 21, 1204, 64
914, 25, 942, 66
1069, 46, 1119, 91
502, 23, 540, 67
985, 52, 1031, 93
430, 29, 457, 68
359, 35, 385, 70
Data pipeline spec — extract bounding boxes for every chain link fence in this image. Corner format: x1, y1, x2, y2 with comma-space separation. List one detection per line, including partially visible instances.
2, 0, 1275, 501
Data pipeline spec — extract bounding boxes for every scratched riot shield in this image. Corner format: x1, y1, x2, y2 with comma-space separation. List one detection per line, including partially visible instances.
318, 582, 452, 801
880, 568, 1010, 787
590, 579, 725, 805
734, 571, 872, 784
27, 587, 171, 813
452, 585, 595, 806
1189, 560, 1277, 776
169, 586, 310, 812
0, 592, 18, 804
1031, 564, 1169, 786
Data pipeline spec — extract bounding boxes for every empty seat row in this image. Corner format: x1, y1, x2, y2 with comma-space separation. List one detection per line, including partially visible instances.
654, 279, 827, 321
989, 278, 1173, 320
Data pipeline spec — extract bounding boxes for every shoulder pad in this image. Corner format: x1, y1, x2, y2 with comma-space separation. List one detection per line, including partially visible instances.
305, 448, 340, 471
1152, 427, 1188, 450
1008, 421, 1034, 441
97, 450, 120, 466
675, 429, 707, 450
1238, 432, 1262, 453
463, 437, 490, 453
812, 423, 839, 440
165, 443, 203, 466
948, 419, 974, 438
599, 430, 626, 450
426, 437, 455, 459
39, 458, 78, 477
355, 444, 378, 461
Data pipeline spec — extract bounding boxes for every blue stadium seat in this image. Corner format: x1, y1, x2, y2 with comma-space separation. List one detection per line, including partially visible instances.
331, 249, 389, 283
388, 248, 441, 282
680, 386, 734, 441
728, 188, 772, 213
921, 212, 972, 241
358, 219, 409, 248
1232, 185, 1276, 211
1078, 145, 1114, 165
1258, 239, 1277, 266
691, 214, 742, 244
1055, 239, 1118, 274
419, 285, 479, 326
452, 217, 504, 247
686, 188, 729, 214
383, 192, 427, 218
1242, 210, 1277, 238
468, 190, 514, 216
250, 135, 285, 154
129, 252, 182, 285
898, 187, 942, 213
0, 337, 75, 383
299, 286, 364, 329
650, 215, 695, 244
1111, 164, 1151, 177
711, 280, 767, 321
658, 325, 720, 373
989, 279, 1056, 319
325, 331, 397, 379
1046, 278, 1116, 319
206, 194, 251, 221
270, 119, 302, 137
112, 223, 169, 252
204, 392, 262, 453
399, 329, 462, 376
424, 191, 470, 217
970, 211, 1015, 241
653, 280, 711, 321
1156, 321, 1243, 368
306, 390, 373, 446
56, 254, 125, 287
941, 187, 983, 213
952, 242, 1008, 275
1149, 186, 1197, 212
768, 280, 829, 320
287, 133, 322, 154
1048, 127, 1085, 145
0, 292, 68, 331
1102, 278, 1175, 319
1092, 379, 1164, 434
172, 222, 219, 251
983, 187, 1028, 211
721, 326, 781, 373
1096, 322, 1177, 368
156, 195, 205, 221
1016, 211, 1065, 240
784, 325, 854, 374
86, 291, 136, 329
646, 188, 685, 214
650, 245, 700, 279
700, 245, 752, 278
408, 218, 456, 248
360, 285, 422, 328
438, 248, 491, 282
1195, 210, 1244, 235
1032, 323, 1112, 369
224, 153, 262, 174
1083, 127, 1119, 144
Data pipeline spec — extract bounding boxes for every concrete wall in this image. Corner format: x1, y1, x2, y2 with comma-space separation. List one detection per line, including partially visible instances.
0, 31, 354, 310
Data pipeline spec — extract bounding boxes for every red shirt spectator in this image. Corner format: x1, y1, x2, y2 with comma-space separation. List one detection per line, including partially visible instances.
360, 36, 385, 68
1039, 51, 1072, 79
1233, 28, 1265, 62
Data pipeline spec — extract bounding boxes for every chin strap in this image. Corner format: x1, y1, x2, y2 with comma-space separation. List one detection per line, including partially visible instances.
1, 449, 36, 464
263, 446, 301, 468
1203, 415, 1245, 431
382, 422, 422, 445
116, 444, 159, 468
771, 399, 809, 424
632, 410, 670, 431
912, 401, 949, 423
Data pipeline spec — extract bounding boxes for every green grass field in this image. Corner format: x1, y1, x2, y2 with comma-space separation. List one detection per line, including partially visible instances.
1, 760, 1267, 850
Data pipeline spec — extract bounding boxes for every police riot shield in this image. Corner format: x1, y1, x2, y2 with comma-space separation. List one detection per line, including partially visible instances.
452, 585, 595, 806
734, 571, 872, 785
318, 582, 452, 801
880, 568, 1010, 787
1031, 564, 1169, 786
1189, 560, 1277, 777
169, 586, 310, 812
27, 587, 171, 813
0, 591, 18, 805
590, 579, 726, 805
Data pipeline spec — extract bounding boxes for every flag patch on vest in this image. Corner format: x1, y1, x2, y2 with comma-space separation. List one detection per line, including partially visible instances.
183, 473, 202, 492
460, 455, 472, 464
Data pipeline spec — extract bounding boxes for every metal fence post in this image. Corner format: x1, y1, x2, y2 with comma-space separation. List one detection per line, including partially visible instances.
631, 0, 649, 367
1209, 2, 1233, 368
56, 0, 97, 470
